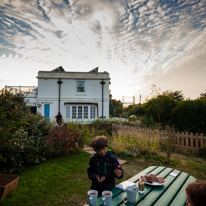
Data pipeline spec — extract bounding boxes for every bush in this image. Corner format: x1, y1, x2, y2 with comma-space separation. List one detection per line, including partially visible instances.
47, 122, 91, 155
0, 89, 54, 173
0, 113, 53, 173
198, 144, 206, 158
91, 117, 128, 125
172, 99, 206, 134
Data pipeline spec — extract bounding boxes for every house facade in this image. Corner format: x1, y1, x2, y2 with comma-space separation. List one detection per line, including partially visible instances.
5, 66, 110, 123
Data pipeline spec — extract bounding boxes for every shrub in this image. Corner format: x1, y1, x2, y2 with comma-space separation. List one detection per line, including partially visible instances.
47, 122, 91, 155
0, 89, 54, 173
172, 99, 206, 134
91, 117, 128, 125
198, 144, 206, 158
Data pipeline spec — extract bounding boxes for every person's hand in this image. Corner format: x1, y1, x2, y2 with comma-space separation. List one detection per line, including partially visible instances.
114, 169, 122, 177
97, 176, 106, 183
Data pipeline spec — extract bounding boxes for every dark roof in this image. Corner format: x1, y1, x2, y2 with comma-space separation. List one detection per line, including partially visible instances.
52, 66, 65, 72
89, 67, 98, 73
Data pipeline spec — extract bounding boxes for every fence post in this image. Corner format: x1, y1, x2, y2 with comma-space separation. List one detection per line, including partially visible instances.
195, 133, 199, 155
177, 132, 180, 153
181, 132, 184, 154
190, 133, 194, 155
186, 132, 189, 154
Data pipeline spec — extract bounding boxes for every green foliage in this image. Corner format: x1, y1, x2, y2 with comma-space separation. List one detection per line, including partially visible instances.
172, 98, 206, 134
141, 115, 156, 128
47, 122, 91, 155
144, 153, 180, 166
162, 90, 184, 101
111, 99, 123, 117
199, 90, 206, 99
127, 104, 145, 117
0, 89, 54, 173
198, 144, 206, 158
143, 95, 177, 124
91, 117, 128, 124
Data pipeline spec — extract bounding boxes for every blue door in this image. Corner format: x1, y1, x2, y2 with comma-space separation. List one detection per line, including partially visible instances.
44, 104, 50, 120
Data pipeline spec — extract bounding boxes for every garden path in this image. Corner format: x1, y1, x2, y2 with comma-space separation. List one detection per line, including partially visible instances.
84, 145, 127, 164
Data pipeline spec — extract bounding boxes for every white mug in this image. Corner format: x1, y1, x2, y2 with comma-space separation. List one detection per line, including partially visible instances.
126, 185, 137, 203
102, 190, 112, 206
88, 190, 98, 206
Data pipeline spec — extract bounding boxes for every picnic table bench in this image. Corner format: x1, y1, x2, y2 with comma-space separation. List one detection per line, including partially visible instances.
84, 165, 196, 206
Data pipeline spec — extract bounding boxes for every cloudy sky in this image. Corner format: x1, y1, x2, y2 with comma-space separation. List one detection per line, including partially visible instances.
0, 0, 206, 102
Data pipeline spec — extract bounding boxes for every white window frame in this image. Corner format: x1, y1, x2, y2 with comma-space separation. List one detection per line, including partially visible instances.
72, 106, 76, 119
65, 105, 96, 120
66, 106, 70, 119
84, 106, 88, 119
90, 106, 96, 119
76, 80, 86, 93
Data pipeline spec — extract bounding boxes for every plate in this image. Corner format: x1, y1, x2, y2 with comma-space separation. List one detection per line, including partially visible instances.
139, 175, 165, 186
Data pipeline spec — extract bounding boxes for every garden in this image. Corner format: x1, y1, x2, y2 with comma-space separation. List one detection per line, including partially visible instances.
0, 88, 206, 206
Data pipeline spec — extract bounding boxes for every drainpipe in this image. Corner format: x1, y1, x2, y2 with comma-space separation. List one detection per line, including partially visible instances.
57, 78, 62, 112
100, 79, 105, 118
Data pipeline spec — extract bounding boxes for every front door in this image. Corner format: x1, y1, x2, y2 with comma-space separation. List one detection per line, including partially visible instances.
44, 104, 50, 120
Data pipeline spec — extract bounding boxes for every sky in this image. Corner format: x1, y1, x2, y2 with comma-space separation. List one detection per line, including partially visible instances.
0, 0, 206, 103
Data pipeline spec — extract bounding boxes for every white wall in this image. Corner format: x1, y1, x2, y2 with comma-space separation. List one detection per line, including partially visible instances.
36, 71, 110, 122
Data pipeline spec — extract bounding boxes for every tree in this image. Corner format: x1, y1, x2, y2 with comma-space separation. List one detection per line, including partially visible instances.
199, 90, 206, 99
149, 84, 163, 123
172, 98, 206, 134
111, 99, 123, 117
162, 90, 184, 101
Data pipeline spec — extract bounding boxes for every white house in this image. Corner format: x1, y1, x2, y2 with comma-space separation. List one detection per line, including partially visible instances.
5, 66, 111, 123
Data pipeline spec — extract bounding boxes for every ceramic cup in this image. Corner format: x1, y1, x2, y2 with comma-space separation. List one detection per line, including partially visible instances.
102, 190, 112, 206
126, 185, 137, 203
88, 190, 98, 206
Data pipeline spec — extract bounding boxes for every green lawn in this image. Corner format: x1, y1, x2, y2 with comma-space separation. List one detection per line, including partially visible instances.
1, 150, 206, 206
0, 151, 92, 206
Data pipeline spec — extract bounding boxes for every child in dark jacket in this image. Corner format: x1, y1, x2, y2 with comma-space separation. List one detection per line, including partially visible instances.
87, 136, 123, 196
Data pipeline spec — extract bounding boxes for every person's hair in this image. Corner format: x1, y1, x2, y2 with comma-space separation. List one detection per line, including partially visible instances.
186, 182, 206, 206
92, 136, 109, 151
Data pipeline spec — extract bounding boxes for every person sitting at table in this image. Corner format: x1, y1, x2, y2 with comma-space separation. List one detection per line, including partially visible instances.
186, 182, 206, 206
87, 135, 123, 197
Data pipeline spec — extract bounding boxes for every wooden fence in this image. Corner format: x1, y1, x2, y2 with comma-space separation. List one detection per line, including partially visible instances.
112, 124, 206, 155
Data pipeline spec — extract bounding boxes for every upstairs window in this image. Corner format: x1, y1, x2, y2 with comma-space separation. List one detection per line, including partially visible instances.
77, 81, 85, 93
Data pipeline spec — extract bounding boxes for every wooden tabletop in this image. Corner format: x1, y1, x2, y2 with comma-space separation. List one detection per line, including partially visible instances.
84, 165, 196, 206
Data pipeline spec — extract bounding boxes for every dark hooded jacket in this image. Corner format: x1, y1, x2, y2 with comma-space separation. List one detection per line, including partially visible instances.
87, 150, 123, 196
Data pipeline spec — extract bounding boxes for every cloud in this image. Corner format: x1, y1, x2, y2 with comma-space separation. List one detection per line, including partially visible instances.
0, 0, 205, 100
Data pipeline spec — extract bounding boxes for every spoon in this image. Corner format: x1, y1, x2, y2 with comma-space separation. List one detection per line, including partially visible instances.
118, 196, 128, 204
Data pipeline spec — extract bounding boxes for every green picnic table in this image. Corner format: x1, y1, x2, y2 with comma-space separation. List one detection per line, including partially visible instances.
84, 165, 196, 206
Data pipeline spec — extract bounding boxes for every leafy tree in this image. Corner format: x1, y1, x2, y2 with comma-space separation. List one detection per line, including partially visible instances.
162, 90, 184, 101
143, 95, 177, 125
131, 104, 145, 116
199, 90, 206, 99
111, 99, 123, 117
172, 98, 206, 134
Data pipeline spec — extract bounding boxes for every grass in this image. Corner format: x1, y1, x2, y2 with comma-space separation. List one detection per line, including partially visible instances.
1, 150, 206, 206
0, 151, 92, 206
